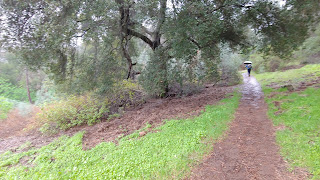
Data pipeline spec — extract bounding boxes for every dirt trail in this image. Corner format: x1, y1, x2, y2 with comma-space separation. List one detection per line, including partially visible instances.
188, 74, 308, 180
0, 106, 40, 139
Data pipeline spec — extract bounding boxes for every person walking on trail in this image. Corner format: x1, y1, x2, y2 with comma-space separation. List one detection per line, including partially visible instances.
245, 64, 252, 77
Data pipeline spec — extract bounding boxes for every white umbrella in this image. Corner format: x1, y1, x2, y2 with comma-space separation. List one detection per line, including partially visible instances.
243, 61, 252, 64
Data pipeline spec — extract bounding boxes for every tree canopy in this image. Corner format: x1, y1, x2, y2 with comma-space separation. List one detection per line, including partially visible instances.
0, 0, 318, 96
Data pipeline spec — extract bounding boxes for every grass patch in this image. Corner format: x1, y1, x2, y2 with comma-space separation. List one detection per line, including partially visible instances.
256, 65, 320, 179
254, 64, 320, 87
0, 92, 240, 179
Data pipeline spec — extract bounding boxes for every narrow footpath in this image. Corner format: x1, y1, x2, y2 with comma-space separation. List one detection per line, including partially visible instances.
188, 74, 307, 180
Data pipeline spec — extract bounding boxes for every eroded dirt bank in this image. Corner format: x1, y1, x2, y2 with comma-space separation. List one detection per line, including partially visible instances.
0, 85, 235, 153
188, 74, 308, 180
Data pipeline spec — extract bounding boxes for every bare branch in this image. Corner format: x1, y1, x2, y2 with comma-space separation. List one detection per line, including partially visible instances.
139, 24, 153, 36
75, 18, 88, 23
75, 28, 91, 38
127, 29, 153, 47
154, 0, 167, 34
187, 37, 202, 49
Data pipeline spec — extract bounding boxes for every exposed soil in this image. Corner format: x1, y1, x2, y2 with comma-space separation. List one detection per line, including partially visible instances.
81, 85, 235, 149
0, 85, 235, 153
0, 106, 58, 154
296, 76, 320, 91
0, 106, 40, 139
266, 76, 320, 92
188, 74, 309, 180
281, 64, 305, 71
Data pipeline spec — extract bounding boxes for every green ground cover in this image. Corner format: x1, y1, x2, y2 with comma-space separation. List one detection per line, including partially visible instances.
0, 92, 240, 179
254, 64, 320, 87
0, 96, 13, 120
255, 64, 320, 179
0, 77, 36, 102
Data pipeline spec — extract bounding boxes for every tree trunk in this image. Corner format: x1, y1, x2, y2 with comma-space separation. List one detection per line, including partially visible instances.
126, 61, 133, 79
93, 39, 99, 81
159, 59, 169, 97
156, 48, 169, 97
121, 39, 136, 80
25, 68, 32, 104
116, 0, 168, 94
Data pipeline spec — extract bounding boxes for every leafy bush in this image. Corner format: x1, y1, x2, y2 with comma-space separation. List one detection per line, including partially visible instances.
37, 95, 109, 131
109, 79, 142, 107
0, 96, 13, 120
139, 49, 169, 97
35, 79, 58, 105
36, 79, 143, 133
15, 102, 34, 117
140, 49, 206, 97
0, 77, 36, 102
294, 23, 320, 64
219, 44, 243, 85
249, 53, 289, 73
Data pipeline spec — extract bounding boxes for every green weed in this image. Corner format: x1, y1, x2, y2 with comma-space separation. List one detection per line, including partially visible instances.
268, 88, 320, 179
0, 92, 240, 179
0, 96, 13, 120
256, 65, 320, 179
37, 95, 109, 132
0, 77, 36, 102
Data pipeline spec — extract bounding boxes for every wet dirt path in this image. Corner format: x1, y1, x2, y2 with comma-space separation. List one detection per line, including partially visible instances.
188, 74, 306, 180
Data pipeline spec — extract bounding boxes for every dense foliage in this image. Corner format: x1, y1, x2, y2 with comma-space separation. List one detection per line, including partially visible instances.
38, 95, 108, 133
37, 79, 142, 133
295, 23, 320, 64
249, 23, 320, 73
0, 52, 44, 104
0, 77, 36, 102
0, 96, 13, 120
1, 0, 318, 96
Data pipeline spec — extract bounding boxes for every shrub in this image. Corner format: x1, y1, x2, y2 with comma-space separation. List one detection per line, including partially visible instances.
0, 96, 13, 120
15, 102, 34, 117
140, 49, 206, 97
139, 50, 168, 97
37, 95, 109, 131
249, 53, 290, 73
108, 79, 144, 108
294, 23, 320, 64
36, 80, 144, 134
35, 79, 58, 105
0, 77, 35, 102
219, 44, 243, 85
0, 77, 36, 102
